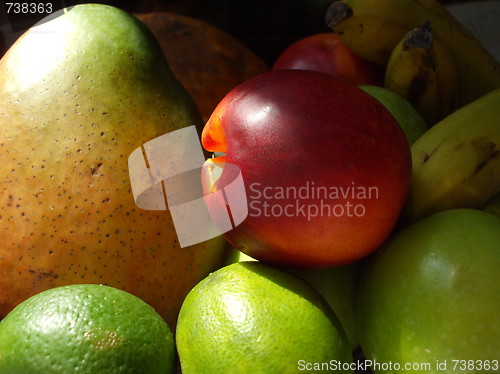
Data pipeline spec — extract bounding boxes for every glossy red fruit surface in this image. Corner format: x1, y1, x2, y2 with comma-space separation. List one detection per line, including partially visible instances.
202, 70, 411, 268
273, 33, 384, 86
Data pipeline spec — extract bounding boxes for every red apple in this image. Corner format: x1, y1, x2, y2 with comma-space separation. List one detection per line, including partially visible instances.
202, 70, 411, 269
273, 33, 384, 86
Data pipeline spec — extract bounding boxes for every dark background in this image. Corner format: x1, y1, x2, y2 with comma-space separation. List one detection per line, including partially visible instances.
1, 0, 466, 65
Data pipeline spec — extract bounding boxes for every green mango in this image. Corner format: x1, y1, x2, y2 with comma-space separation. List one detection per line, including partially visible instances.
360, 85, 428, 145
0, 4, 225, 328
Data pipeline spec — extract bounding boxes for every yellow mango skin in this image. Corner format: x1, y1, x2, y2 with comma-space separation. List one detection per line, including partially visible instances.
0, 4, 225, 327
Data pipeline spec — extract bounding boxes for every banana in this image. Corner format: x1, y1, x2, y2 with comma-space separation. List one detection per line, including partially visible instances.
325, 0, 500, 107
403, 88, 500, 223
384, 22, 457, 125
412, 0, 458, 20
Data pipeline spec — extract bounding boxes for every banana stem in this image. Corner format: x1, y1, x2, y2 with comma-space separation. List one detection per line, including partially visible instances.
325, 2, 353, 28
404, 21, 433, 50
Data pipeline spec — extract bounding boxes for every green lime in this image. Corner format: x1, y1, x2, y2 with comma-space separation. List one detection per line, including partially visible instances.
223, 246, 360, 350
0, 284, 175, 374
176, 261, 353, 373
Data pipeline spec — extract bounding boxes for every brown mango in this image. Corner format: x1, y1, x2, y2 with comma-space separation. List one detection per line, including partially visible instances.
136, 12, 269, 120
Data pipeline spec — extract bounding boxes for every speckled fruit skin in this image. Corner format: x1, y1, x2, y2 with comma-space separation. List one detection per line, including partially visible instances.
0, 4, 225, 327
202, 70, 412, 268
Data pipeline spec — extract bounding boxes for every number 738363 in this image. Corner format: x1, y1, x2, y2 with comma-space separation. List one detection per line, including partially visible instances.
451, 360, 499, 371
5, 2, 53, 14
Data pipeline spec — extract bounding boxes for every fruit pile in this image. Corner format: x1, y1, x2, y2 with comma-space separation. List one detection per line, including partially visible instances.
0, 1, 498, 373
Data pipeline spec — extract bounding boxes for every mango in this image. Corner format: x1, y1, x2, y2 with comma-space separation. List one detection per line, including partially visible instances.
0, 4, 225, 328
136, 12, 268, 120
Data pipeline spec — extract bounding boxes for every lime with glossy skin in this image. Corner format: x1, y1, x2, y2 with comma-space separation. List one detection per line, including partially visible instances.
223, 246, 360, 351
176, 261, 353, 373
0, 284, 175, 374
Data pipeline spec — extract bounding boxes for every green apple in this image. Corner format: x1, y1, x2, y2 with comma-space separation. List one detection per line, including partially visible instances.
360, 85, 428, 145
223, 246, 257, 265
293, 264, 360, 351
357, 209, 500, 373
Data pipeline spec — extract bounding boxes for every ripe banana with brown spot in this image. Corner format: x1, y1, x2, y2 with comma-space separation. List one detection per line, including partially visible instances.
384, 22, 457, 125
403, 88, 500, 223
325, 0, 500, 107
